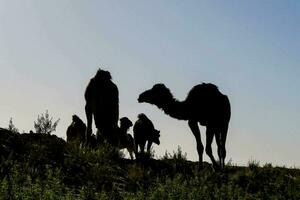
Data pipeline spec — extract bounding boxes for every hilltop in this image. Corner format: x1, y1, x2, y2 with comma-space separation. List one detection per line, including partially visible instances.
0, 128, 299, 199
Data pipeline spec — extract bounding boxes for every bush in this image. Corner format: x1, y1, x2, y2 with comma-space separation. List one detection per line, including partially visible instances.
8, 118, 19, 133
34, 110, 60, 134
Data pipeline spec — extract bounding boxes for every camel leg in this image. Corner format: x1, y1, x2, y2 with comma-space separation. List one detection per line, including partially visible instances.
188, 120, 204, 168
215, 132, 222, 167
128, 148, 134, 160
205, 127, 218, 168
146, 141, 152, 153
132, 141, 136, 159
134, 143, 139, 156
140, 141, 146, 154
220, 124, 228, 168
85, 103, 93, 142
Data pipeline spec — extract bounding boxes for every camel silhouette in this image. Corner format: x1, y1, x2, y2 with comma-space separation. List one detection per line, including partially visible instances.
133, 113, 160, 155
117, 117, 135, 159
66, 115, 87, 144
138, 83, 230, 169
84, 69, 119, 144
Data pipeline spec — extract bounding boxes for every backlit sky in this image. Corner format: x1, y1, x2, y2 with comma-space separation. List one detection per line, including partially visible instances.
0, 1, 299, 167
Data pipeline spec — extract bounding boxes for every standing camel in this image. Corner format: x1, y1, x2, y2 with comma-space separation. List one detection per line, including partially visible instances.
138, 83, 230, 169
84, 69, 119, 144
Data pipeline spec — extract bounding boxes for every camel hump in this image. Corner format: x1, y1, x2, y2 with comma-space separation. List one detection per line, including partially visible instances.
186, 83, 222, 101
185, 83, 230, 122
195, 83, 220, 94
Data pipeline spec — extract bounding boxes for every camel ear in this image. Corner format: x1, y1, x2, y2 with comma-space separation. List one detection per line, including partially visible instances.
156, 130, 160, 136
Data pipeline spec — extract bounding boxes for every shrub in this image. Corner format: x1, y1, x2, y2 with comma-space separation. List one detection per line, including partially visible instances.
34, 110, 60, 134
8, 118, 19, 133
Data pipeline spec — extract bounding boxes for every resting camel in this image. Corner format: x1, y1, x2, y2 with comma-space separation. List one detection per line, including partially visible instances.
138, 83, 230, 169
133, 113, 160, 155
84, 69, 119, 144
66, 115, 87, 144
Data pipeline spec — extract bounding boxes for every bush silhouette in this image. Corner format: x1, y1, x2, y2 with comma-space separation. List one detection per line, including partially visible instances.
34, 110, 60, 134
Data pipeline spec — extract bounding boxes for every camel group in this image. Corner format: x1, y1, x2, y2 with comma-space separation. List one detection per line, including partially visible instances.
66, 69, 160, 159
67, 69, 231, 169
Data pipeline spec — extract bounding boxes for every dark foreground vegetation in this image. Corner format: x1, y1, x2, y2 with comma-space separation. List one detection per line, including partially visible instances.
0, 128, 299, 200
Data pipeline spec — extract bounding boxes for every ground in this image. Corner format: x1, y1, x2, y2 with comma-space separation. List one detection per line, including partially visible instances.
0, 128, 299, 199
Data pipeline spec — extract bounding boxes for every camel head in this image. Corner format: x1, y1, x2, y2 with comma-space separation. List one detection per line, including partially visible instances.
72, 115, 81, 123
94, 69, 112, 81
120, 117, 133, 131
72, 115, 86, 128
138, 84, 173, 107
152, 129, 160, 145
137, 113, 148, 121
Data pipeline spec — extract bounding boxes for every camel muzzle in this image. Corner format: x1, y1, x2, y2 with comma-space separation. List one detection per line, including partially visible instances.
138, 95, 145, 103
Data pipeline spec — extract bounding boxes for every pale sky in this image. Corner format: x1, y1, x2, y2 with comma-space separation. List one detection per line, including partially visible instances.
0, 1, 299, 167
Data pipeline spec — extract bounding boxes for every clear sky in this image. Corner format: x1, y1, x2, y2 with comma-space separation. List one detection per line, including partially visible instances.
0, 0, 299, 167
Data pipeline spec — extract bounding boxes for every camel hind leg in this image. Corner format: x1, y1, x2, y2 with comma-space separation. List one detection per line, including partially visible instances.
188, 120, 204, 169
205, 127, 218, 169
216, 124, 228, 169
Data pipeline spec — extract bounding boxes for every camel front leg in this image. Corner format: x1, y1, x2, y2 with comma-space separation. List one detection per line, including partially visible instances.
140, 141, 146, 154
188, 120, 204, 169
134, 142, 139, 157
146, 141, 153, 153
128, 148, 134, 160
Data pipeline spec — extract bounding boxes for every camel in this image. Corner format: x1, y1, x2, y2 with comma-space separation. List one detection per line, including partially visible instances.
66, 115, 87, 144
84, 69, 119, 144
117, 117, 135, 159
138, 83, 230, 169
133, 113, 160, 155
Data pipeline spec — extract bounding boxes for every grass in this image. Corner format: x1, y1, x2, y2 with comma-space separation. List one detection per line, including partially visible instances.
0, 129, 299, 199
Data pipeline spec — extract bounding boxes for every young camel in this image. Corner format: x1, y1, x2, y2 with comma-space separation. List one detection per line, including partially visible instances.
138, 83, 230, 169
117, 117, 135, 160
66, 115, 87, 144
133, 113, 160, 155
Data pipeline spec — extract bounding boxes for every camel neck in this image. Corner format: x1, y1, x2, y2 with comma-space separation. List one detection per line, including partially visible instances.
161, 98, 189, 120
119, 126, 129, 133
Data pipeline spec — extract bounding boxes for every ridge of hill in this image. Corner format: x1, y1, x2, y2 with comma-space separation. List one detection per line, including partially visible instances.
0, 128, 299, 199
